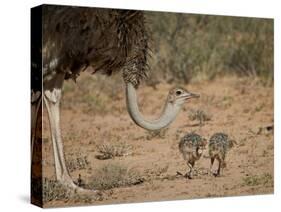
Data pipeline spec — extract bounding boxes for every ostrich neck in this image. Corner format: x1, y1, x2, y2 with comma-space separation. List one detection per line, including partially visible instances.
126, 83, 181, 131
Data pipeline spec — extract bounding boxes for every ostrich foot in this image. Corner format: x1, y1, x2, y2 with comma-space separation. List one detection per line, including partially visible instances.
58, 175, 102, 200
59, 174, 96, 193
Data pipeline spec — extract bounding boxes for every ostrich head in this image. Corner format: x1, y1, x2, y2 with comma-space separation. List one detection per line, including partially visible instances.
126, 82, 200, 131
167, 87, 200, 106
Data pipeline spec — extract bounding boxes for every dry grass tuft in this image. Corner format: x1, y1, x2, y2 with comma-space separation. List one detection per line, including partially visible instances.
66, 153, 90, 172
96, 142, 132, 160
242, 173, 273, 187
43, 178, 71, 202
188, 109, 212, 125
146, 128, 168, 140
88, 163, 144, 190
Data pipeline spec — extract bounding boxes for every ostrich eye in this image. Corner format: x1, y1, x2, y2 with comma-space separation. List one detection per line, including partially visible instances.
176, 90, 182, 96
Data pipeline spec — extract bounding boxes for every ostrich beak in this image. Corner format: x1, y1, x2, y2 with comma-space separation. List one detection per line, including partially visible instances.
190, 92, 200, 98
182, 92, 200, 100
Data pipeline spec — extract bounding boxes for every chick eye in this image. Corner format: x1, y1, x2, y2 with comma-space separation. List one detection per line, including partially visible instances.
176, 90, 182, 96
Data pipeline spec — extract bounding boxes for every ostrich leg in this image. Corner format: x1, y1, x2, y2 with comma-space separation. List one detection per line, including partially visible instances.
43, 73, 76, 188
31, 90, 42, 160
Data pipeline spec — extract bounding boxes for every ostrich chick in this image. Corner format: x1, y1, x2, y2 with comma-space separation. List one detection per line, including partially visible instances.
209, 133, 236, 177
179, 133, 207, 179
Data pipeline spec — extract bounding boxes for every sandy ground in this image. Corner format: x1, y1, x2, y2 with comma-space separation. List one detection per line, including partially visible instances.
40, 75, 273, 207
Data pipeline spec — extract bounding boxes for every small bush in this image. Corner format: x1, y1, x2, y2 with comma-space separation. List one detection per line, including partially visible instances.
188, 109, 212, 125
66, 153, 89, 172
96, 142, 132, 160
88, 164, 143, 190
242, 173, 273, 187
146, 128, 168, 140
42, 178, 70, 202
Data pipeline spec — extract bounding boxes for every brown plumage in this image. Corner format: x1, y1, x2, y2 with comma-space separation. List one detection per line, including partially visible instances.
31, 5, 150, 189
208, 133, 236, 177
39, 5, 149, 88
31, 5, 200, 190
179, 133, 207, 179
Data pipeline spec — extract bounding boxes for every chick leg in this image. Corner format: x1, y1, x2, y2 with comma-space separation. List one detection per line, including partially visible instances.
216, 158, 222, 177
209, 157, 215, 175
186, 161, 195, 179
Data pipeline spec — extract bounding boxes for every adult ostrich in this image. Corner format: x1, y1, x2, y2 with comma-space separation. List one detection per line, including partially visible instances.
31, 5, 199, 189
